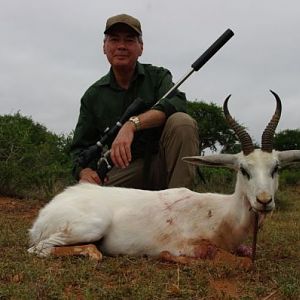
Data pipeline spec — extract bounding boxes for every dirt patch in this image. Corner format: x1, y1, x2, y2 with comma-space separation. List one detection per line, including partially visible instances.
292, 185, 300, 194
209, 278, 239, 299
0, 196, 42, 220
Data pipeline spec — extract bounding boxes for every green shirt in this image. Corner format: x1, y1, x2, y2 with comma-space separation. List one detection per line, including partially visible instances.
70, 62, 187, 179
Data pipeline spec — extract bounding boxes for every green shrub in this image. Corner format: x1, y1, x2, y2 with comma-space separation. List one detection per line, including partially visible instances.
0, 113, 74, 199
187, 100, 238, 153
279, 168, 300, 186
196, 167, 235, 193
274, 129, 300, 151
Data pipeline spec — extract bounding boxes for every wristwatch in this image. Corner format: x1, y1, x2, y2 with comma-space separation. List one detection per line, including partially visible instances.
129, 116, 141, 131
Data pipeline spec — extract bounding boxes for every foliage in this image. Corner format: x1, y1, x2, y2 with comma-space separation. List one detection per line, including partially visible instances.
280, 169, 300, 185
196, 167, 235, 193
274, 129, 300, 185
0, 113, 74, 199
187, 100, 238, 153
274, 129, 300, 150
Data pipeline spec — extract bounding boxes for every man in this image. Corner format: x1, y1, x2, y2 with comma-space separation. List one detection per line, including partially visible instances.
70, 13, 199, 189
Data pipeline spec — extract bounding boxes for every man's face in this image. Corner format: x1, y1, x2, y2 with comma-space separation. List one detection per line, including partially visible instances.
103, 24, 143, 71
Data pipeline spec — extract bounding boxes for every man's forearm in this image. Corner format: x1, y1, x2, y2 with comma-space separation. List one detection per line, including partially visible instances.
136, 109, 166, 130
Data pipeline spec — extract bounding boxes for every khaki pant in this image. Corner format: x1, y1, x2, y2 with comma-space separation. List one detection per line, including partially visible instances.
104, 112, 199, 190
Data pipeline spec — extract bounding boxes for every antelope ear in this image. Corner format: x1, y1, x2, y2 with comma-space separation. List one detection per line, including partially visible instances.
277, 150, 300, 168
182, 154, 238, 169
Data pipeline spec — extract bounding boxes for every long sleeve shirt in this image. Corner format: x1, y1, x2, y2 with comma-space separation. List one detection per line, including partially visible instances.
70, 61, 187, 179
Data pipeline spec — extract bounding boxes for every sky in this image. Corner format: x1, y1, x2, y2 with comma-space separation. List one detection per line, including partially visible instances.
1, 0, 299, 146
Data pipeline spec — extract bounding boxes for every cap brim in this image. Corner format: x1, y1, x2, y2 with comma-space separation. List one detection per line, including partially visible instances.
104, 22, 141, 35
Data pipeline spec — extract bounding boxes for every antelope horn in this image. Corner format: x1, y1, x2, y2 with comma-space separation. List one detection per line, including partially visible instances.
223, 95, 254, 155
261, 90, 282, 153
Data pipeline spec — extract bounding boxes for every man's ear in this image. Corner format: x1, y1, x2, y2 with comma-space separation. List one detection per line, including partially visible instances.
139, 42, 143, 56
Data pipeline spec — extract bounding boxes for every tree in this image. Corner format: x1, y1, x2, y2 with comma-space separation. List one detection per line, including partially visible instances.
186, 100, 238, 153
0, 113, 73, 199
274, 129, 300, 151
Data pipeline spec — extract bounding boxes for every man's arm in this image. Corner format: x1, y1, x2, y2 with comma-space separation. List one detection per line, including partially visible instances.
110, 109, 166, 168
152, 69, 187, 116
110, 67, 186, 169
70, 89, 100, 183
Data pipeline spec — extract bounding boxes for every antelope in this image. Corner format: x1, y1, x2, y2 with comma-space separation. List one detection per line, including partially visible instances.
28, 91, 300, 267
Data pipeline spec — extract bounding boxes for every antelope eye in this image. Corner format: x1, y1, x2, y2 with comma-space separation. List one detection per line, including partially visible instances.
240, 166, 250, 179
271, 164, 279, 178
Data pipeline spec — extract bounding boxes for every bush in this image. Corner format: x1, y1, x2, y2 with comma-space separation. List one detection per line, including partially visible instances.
196, 167, 235, 194
186, 101, 237, 153
279, 169, 300, 186
0, 113, 74, 199
274, 129, 300, 151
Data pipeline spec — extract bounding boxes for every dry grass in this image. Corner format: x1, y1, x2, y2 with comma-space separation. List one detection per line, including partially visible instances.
0, 185, 299, 299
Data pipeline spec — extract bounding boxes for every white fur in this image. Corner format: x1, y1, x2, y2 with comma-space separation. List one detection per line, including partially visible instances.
28, 149, 300, 258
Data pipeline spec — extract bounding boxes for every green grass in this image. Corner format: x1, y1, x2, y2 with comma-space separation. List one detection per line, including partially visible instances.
0, 185, 299, 299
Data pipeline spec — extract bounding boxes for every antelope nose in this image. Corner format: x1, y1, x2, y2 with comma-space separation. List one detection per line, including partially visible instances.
256, 192, 272, 205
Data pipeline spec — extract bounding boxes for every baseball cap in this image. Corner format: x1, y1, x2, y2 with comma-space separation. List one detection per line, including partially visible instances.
104, 14, 142, 35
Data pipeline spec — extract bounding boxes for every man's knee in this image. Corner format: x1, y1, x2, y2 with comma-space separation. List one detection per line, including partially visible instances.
165, 112, 198, 138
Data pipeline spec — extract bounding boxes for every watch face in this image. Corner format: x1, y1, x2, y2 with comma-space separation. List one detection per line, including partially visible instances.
129, 116, 140, 130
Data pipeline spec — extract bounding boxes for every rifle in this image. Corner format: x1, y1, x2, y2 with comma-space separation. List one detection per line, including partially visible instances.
77, 28, 234, 182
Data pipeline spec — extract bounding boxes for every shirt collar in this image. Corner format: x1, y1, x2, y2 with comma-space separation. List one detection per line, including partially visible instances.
96, 61, 145, 88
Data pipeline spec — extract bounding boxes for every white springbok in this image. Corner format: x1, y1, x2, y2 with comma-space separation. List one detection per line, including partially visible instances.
28, 91, 300, 267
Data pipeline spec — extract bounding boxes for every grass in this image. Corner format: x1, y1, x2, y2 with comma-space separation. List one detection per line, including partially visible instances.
0, 184, 299, 299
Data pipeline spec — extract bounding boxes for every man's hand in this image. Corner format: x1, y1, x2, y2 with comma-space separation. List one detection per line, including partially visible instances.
79, 168, 102, 184
110, 122, 135, 168
110, 109, 166, 168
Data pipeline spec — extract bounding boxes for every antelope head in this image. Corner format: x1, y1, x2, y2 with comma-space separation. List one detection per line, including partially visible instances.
183, 91, 300, 213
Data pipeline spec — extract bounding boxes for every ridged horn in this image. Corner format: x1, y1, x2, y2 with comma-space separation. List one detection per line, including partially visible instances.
261, 90, 282, 153
223, 95, 254, 155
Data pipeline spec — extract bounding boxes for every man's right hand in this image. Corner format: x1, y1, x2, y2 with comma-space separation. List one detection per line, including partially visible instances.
79, 168, 101, 184
110, 121, 135, 168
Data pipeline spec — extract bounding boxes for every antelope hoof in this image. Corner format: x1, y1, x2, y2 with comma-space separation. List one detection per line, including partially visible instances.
159, 251, 196, 264
75, 244, 103, 261
51, 244, 103, 261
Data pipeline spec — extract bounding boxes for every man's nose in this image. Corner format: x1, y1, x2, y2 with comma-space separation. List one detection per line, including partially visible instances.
116, 39, 127, 48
